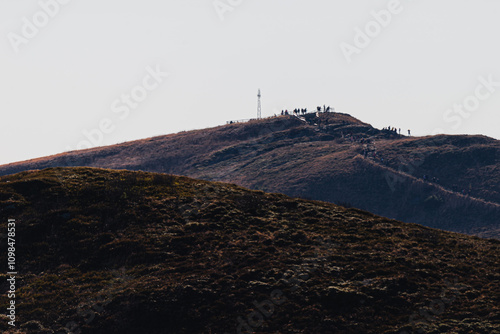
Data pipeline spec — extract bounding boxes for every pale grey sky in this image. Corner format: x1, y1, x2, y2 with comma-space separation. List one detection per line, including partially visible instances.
1, 0, 499, 165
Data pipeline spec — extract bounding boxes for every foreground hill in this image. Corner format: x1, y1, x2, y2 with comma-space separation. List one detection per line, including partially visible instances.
0, 167, 499, 333
0, 113, 499, 238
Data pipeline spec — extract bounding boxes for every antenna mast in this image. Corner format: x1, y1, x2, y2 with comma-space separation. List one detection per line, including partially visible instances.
257, 89, 262, 119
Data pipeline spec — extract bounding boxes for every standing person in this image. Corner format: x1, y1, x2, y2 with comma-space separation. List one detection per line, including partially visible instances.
408, 129, 411, 136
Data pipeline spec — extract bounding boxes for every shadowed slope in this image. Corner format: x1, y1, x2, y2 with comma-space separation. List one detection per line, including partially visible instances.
0, 167, 498, 333
0, 113, 498, 238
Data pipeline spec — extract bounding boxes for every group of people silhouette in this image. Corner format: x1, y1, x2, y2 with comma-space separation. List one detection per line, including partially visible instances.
383, 126, 401, 135
281, 108, 308, 116
382, 126, 412, 136
281, 105, 333, 116
317, 105, 333, 113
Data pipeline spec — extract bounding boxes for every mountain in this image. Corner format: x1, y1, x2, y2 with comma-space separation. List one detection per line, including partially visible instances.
0, 112, 499, 238
0, 167, 499, 333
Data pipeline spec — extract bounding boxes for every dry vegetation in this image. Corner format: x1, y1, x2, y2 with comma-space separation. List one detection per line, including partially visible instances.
0, 167, 498, 333
0, 113, 498, 238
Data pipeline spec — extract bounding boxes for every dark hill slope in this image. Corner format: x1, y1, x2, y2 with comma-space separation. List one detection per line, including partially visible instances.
0, 167, 499, 334
0, 113, 498, 238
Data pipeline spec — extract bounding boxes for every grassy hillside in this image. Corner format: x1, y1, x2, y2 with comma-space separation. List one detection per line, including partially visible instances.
0, 167, 499, 333
0, 113, 498, 238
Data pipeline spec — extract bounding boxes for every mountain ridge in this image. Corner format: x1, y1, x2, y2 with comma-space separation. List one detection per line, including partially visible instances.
1, 112, 499, 238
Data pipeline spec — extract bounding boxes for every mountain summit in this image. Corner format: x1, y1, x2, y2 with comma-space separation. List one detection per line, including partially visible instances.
1, 112, 499, 238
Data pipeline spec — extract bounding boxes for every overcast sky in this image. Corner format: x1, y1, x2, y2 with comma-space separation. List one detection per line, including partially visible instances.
1, 0, 499, 165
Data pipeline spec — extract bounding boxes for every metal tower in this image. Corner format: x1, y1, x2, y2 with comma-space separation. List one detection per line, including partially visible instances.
257, 89, 261, 119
